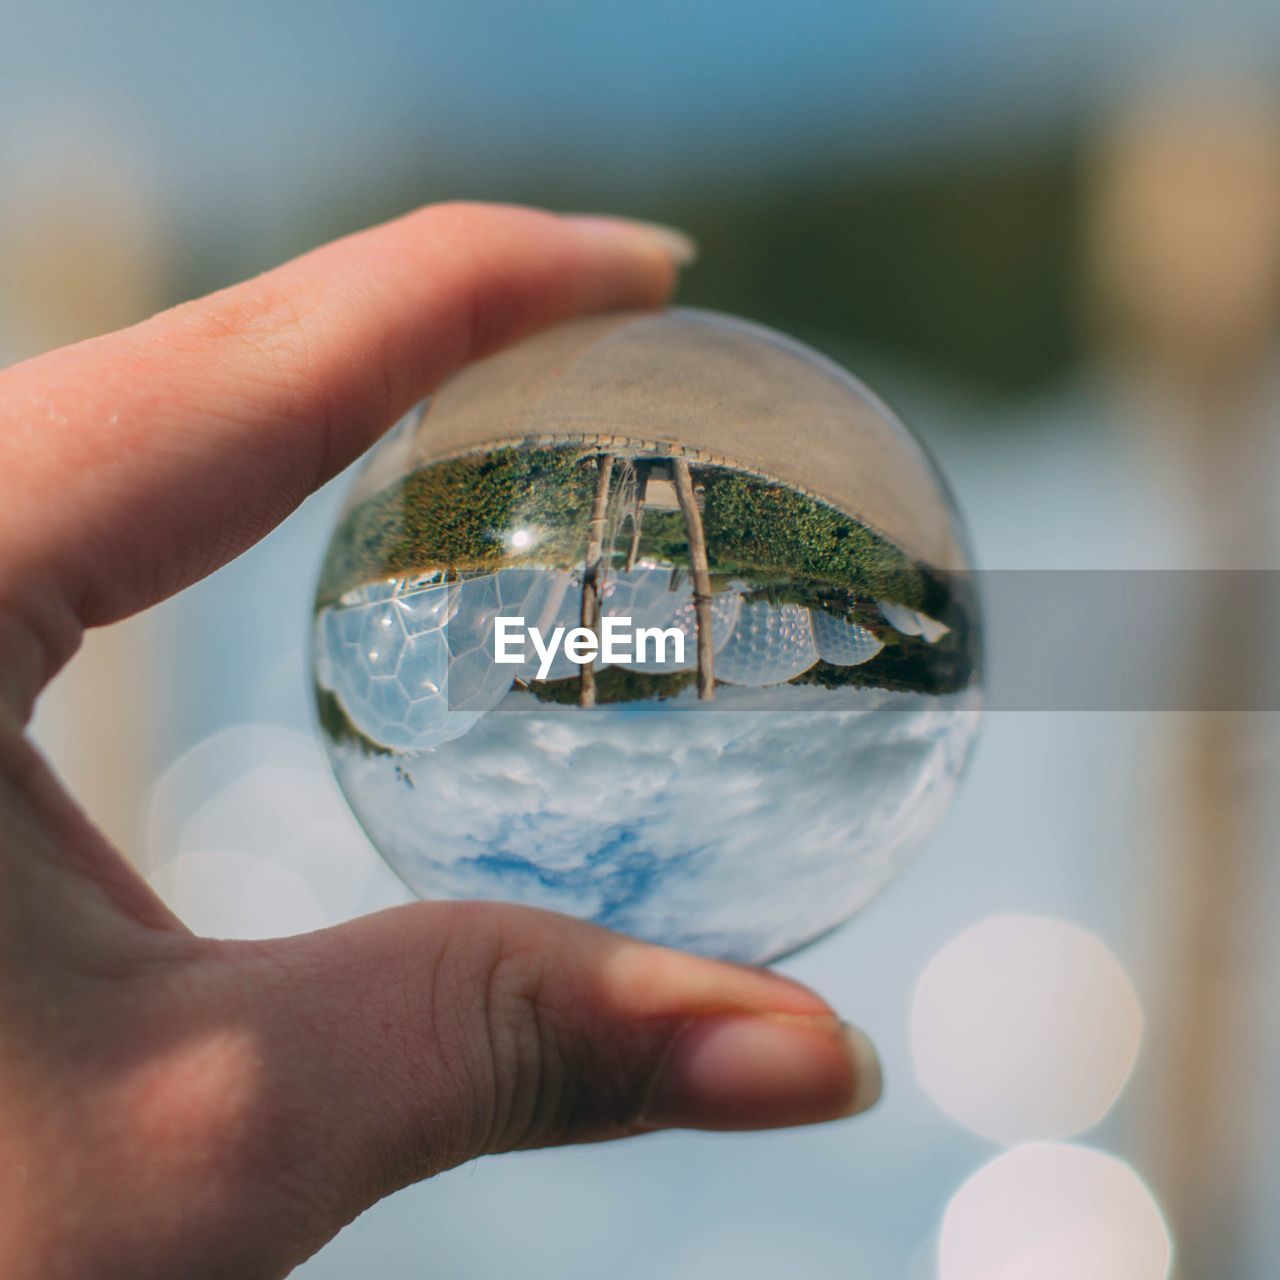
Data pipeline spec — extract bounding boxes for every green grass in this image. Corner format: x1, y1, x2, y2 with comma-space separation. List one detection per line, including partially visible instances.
318, 446, 602, 602
319, 444, 928, 606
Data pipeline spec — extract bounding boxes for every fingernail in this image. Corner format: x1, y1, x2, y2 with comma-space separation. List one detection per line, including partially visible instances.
842, 1022, 884, 1116
642, 1014, 882, 1131
566, 215, 699, 267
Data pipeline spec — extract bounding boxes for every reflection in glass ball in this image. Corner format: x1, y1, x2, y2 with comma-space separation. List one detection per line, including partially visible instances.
311, 308, 982, 963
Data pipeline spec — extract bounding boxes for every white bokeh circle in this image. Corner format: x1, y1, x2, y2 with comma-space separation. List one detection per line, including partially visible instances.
938, 1143, 1172, 1280
148, 849, 331, 940
146, 724, 410, 938
911, 914, 1143, 1143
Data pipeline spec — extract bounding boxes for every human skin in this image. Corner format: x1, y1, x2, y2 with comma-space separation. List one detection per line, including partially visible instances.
0, 203, 881, 1280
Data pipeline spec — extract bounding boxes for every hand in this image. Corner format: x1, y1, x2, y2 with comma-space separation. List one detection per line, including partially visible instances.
0, 203, 881, 1280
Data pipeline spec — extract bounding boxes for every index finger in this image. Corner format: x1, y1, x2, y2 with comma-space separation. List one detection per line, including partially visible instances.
0, 204, 692, 714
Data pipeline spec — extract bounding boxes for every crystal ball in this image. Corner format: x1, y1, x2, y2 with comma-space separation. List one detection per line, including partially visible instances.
311, 308, 982, 963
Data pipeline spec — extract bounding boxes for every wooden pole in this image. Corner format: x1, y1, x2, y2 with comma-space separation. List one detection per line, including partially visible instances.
579, 453, 614, 708
1085, 91, 1280, 1272
672, 457, 715, 700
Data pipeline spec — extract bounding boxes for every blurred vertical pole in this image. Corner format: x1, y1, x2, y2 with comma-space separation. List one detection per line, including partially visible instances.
1086, 85, 1280, 1277
579, 453, 615, 708
672, 458, 715, 700
0, 117, 171, 861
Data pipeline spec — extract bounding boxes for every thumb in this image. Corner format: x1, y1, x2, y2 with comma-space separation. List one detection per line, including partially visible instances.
228, 900, 881, 1257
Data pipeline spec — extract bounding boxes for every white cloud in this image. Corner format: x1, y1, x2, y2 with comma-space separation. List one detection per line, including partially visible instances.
329, 684, 980, 963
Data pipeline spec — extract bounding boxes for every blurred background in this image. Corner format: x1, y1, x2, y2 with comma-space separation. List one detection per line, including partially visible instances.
6, 2, 1280, 1276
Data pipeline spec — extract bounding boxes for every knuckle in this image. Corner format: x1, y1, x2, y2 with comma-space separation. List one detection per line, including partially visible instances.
428, 905, 579, 1154
441, 909, 643, 1153
476, 936, 569, 1152
462, 270, 527, 363
170, 277, 325, 391
414, 202, 545, 358
413, 202, 537, 360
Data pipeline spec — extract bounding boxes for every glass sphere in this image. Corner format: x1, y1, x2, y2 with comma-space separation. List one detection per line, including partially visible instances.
311, 308, 982, 963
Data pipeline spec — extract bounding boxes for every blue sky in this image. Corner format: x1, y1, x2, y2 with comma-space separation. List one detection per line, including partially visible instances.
7, 0, 1280, 219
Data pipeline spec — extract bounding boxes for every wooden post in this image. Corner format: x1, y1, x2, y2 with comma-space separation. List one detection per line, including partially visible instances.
1085, 92, 1280, 1271
672, 457, 714, 700
579, 453, 614, 708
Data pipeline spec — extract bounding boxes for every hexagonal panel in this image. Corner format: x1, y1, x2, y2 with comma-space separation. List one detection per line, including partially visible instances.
811, 610, 885, 667
713, 601, 819, 686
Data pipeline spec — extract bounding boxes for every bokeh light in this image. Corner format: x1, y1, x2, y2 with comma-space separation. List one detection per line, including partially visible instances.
146, 724, 409, 938
911, 914, 1143, 1143
938, 1143, 1172, 1280
148, 849, 330, 940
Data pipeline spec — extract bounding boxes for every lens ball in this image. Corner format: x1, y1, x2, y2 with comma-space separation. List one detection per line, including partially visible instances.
312, 308, 981, 963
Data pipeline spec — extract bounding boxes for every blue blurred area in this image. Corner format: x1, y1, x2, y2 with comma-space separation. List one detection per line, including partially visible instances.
6, 0, 1280, 224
